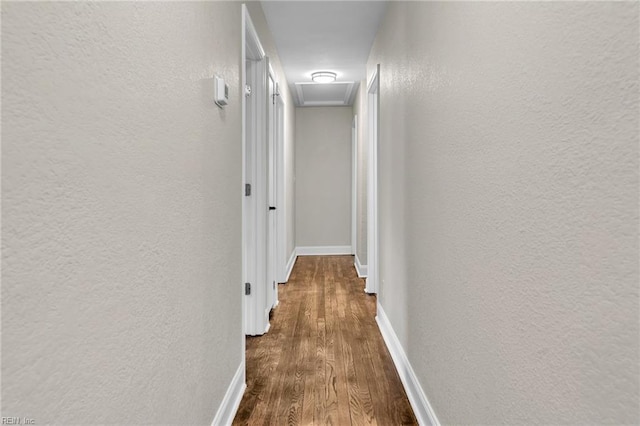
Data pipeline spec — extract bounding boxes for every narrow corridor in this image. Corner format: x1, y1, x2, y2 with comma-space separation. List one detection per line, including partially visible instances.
233, 256, 417, 425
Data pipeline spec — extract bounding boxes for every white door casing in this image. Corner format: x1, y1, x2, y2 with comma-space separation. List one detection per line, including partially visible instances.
275, 86, 287, 285
352, 115, 358, 255
267, 66, 278, 313
242, 6, 270, 336
366, 65, 379, 295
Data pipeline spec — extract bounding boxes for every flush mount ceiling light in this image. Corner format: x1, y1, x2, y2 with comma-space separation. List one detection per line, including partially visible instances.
311, 71, 337, 84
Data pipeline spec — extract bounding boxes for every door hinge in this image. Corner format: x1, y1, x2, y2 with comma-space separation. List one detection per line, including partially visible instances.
273, 281, 275, 289
245, 282, 251, 295
245, 183, 251, 196
244, 85, 252, 97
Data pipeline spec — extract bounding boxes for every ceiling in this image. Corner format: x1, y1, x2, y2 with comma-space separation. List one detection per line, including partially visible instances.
261, 1, 387, 107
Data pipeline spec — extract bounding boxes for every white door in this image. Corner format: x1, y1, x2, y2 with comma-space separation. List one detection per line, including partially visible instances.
266, 70, 278, 312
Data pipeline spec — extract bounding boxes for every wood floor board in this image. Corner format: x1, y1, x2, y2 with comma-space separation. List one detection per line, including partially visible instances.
233, 255, 417, 426
273, 293, 308, 424
300, 276, 319, 425
324, 258, 351, 426
342, 289, 377, 425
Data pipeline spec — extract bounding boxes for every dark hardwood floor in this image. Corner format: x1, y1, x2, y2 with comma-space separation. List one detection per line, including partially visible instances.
233, 255, 418, 426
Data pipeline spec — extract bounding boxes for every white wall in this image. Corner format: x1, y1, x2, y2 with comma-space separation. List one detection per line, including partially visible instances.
295, 107, 353, 248
285, 104, 296, 261
245, 2, 296, 265
368, 2, 639, 424
2, 2, 243, 423
352, 85, 368, 267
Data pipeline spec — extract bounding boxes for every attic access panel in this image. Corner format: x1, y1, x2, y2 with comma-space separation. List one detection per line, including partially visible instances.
295, 81, 358, 106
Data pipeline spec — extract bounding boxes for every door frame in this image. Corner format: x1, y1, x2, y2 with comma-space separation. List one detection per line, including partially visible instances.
366, 65, 380, 294
351, 114, 358, 255
275, 85, 287, 285
267, 65, 279, 312
242, 5, 270, 336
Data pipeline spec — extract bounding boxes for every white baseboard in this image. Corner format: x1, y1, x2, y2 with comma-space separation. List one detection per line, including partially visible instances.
211, 363, 245, 426
283, 250, 296, 282
376, 303, 440, 426
354, 254, 368, 278
296, 245, 352, 256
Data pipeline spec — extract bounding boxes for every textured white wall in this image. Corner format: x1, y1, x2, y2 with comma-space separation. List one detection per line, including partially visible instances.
368, 2, 639, 424
352, 85, 368, 266
246, 2, 297, 263
2, 2, 243, 423
286, 108, 296, 258
295, 107, 353, 248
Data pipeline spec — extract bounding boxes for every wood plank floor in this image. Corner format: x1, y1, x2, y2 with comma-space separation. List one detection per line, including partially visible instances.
233, 255, 418, 426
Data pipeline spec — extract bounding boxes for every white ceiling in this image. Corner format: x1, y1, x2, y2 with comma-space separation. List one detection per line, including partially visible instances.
261, 1, 387, 106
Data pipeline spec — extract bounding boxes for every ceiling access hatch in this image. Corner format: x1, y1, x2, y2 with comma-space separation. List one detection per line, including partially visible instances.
294, 81, 358, 107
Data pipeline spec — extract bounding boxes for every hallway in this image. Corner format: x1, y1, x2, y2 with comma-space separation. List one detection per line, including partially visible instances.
233, 256, 417, 425
2, 1, 638, 424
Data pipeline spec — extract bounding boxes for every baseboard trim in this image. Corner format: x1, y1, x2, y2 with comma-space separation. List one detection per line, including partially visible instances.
283, 250, 296, 282
211, 363, 246, 426
354, 254, 368, 278
376, 303, 440, 426
296, 245, 352, 256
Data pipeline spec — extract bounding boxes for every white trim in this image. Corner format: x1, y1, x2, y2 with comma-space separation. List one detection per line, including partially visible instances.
275, 90, 287, 284
297, 100, 354, 107
211, 363, 246, 426
284, 249, 296, 282
267, 65, 278, 312
242, 5, 270, 336
294, 81, 357, 107
240, 3, 248, 381
354, 254, 368, 278
376, 303, 440, 426
351, 115, 358, 256
366, 65, 380, 294
244, 7, 264, 60
296, 246, 352, 256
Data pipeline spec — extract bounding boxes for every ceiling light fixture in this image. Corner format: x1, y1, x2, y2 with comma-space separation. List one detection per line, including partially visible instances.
311, 71, 337, 84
